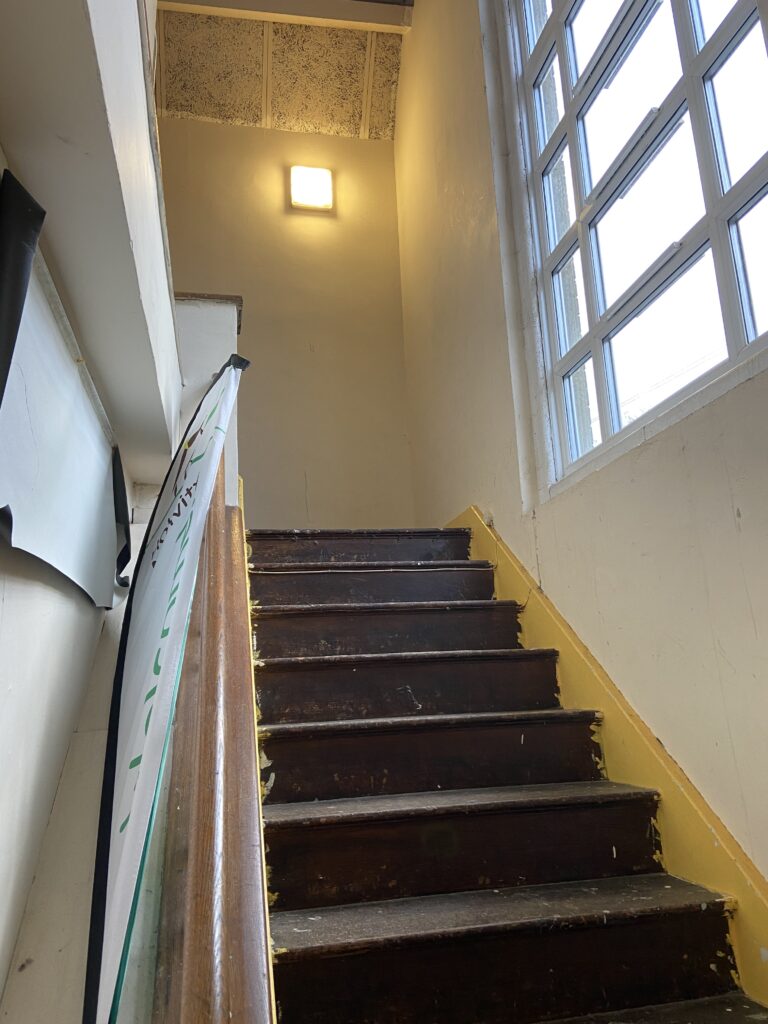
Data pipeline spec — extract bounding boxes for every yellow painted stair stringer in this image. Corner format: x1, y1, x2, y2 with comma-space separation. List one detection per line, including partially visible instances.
448, 504, 768, 1005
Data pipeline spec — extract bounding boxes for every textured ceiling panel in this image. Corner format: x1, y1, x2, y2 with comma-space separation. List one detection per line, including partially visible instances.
368, 32, 401, 141
271, 23, 368, 138
159, 13, 402, 139
163, 12, 264, 126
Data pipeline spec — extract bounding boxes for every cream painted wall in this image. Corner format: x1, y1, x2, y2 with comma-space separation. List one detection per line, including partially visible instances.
159, 118, 415, 527
0, 525, 147, 1021
531, 376, 768, 873
0, 546, 104, 998
0, 3, 182, 482
394, 0, 537, 569
395, 0, 768, 879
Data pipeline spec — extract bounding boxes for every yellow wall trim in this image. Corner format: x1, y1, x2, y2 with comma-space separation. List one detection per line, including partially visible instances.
449, 504, 768, 1004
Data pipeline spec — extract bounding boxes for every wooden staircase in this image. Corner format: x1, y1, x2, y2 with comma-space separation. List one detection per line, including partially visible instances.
248, 527, 766, 1024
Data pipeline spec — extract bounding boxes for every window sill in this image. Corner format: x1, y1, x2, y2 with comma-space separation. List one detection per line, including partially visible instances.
546, 328, 768, 499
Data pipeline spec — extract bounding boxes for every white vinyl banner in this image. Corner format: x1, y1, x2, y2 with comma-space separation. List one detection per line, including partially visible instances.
0, 258, 119, 608
94, 358, 246, 1023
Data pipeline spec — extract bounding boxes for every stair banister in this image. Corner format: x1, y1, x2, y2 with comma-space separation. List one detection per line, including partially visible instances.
152, 461, 275, 1023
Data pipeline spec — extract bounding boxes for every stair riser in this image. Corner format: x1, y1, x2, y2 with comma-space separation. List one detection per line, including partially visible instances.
250, 567, 494, 606
257, 656, 559, 723
261, 720, 601, 802
248, 534, 471, 564
253, 606, 522, 658
267, 799, 661, 910
274, 911, 734, 1024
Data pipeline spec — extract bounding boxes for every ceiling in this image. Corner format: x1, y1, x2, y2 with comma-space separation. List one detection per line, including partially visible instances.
158, 11, 403, 139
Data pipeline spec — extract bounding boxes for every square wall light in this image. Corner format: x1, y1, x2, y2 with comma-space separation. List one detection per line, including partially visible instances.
290, 166, 334, 211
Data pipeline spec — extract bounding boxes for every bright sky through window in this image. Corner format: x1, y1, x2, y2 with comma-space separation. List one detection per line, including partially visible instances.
514, 0, 768, 472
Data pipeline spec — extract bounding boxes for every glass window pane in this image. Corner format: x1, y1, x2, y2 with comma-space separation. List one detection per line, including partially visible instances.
734, 192, 768, 338
554, 249, 589, 354
525, 0, 554, 52
565, 357, 602, 458
543, 146, 576, 250
709, 23, 768, 189
569, 0, 624, 79
582, 0, 682, 189
608, 251, 727, 427
535, 53, 565, 151
693, 0, 736, 44
594, 113, 705, 307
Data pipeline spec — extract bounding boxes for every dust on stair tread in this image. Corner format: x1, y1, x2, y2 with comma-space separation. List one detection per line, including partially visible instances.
259, 707, 600, 739
539, 993, 768, 1022
263, 779, 656, 829
271, 873, 728, 959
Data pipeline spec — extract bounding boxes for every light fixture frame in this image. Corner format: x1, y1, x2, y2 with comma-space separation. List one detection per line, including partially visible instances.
289, 165, 335, 212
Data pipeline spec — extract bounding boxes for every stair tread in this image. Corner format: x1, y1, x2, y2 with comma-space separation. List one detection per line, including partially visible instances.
254, 599, 522, 615
263, 780, 658, 829
251, 562, 489, 573
542, 994, 768, 1022
271, 873, 727, 959
247, 528, 471, 538
260, 707, 598, 738
258, 647, 557, 669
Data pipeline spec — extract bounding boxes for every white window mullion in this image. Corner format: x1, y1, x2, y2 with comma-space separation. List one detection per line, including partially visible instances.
551, 360, 572, 472
673, 0, 750, 358
552, 7, 612, 455
574, 203, 614, 442
553, 331, 595, 374
506, 0, 768, 483
528, 116, 568, 469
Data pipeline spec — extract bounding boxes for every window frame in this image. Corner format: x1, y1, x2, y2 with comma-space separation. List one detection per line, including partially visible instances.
509, 0, 768, 484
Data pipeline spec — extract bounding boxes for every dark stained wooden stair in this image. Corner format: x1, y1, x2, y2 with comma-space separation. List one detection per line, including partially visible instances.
253, 599, 523, 658
248, 527, 764, 1024
255, 648, 560, 721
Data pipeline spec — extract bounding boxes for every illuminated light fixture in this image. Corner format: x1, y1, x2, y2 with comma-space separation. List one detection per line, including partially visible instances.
290, 165, 334, 211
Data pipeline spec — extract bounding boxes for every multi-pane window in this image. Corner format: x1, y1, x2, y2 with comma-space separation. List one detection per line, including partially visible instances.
513, 0, 768, 472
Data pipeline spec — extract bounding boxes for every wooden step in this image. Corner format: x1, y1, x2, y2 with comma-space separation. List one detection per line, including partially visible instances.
271, 874, 735, 1024
542, 993, 768, 1022
264, 780, 660, 910
252, 600, 522, 658
260, 709, 602, 802
249, 561, 495, 605
247, 528, 471, 564
256, 648, 560, 723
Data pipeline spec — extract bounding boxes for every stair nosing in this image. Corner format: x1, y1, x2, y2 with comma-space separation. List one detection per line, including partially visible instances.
249, 560, 493, 573
256, 648, 558, 671
259, 708, 600, 739
253, 599, 522, 617
247, 528, 471, 538
263, 780, 659, 830
535, 994, 767, 1024
270, 874, 728, 961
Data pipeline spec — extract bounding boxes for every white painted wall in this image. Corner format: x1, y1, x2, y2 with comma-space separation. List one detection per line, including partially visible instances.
159, 119, 415, 528
0, 0, 182, 483
395, 0, 768, 877
85, 0, 182, 455
144, 0, 159, 64
0, 527, 145, 1022
395, 0, 537, 568
0, 546, 104, 1001
176, 297, 241, 506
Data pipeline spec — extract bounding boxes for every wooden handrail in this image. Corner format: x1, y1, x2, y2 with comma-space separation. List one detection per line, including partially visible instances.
153, 462, 275, 1023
